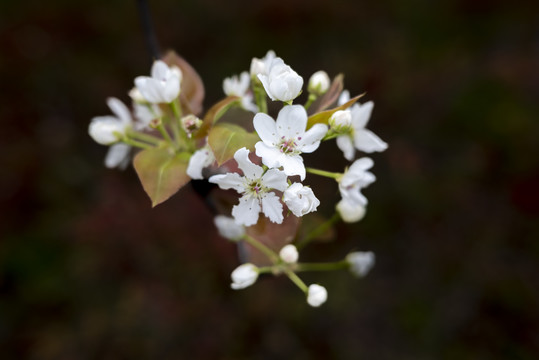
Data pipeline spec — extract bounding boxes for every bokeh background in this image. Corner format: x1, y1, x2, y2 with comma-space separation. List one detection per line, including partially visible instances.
1, 0, 538, 358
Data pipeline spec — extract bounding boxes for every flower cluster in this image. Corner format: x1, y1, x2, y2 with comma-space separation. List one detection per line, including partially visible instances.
89, 50, 386, 307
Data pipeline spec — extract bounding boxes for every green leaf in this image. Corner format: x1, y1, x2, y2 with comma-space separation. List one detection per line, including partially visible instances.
133, 148, 191, 207
208, 123, 259, 165
194, 96, 240, 140
307, 94, 365, 129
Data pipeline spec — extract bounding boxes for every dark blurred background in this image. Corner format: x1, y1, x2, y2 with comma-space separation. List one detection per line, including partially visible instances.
1, 0, 538, 359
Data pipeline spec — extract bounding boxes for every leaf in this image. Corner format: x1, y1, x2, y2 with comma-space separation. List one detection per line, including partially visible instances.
244, 215, 301, 266
310, 74, 344, 114
307, 94, 365, 129
194, 96, 240, 140
133, 148, 191, 207
161, 50, 205, 116
207, 123, 259, 165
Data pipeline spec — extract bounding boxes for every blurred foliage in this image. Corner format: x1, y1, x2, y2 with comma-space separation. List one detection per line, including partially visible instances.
0, 0, 538, 359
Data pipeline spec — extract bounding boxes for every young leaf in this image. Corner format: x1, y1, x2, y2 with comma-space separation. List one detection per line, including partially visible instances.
161, 50, 205, 116
133, 148, 191, 207
194, 96, 240, 140
207, 123, 259, 165
307, 94, 364, 129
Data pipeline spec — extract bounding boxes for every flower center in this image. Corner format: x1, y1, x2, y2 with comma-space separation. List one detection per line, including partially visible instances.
247, 180, 266, 197
278, 136, 300, 154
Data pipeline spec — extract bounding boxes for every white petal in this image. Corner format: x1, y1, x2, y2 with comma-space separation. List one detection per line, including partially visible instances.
275, 105, 307, 139
257, 74, 275, 101
254, 142, 281, 169
162, 76, 180, 103
338, 90, 350, 106
261, 168, 288, 191
353, 129, 388, 153
105, 143, 131, 169
336, 135, 355, 161
214, 215, 245, 241
151, 60, 169, 79
260, 192, 284, 224
351, 101, 374, 129
232, 196, 260, 226
253, 113, 278, 146
187, 148, 214, 180
208, 173, 244, 192
234, 148, 263, 180
135, 77, 162, 103
106, 97, 132, 125
280, 154, 306, 180
336, 199, 366, 223
297, 124, 328, 153
88, 116, 124, 145
348, 157, 374, 174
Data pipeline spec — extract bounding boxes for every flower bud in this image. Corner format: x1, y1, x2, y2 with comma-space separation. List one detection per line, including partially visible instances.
230, 263, 259, 290
346, 251, 375, 277
88, 118, 125, 145
336, 199, 366, 223
214, 215, 245, 241
329, 110, 352, 131
308, 70, 330, 95
181, 114, 202, 137
283, 183, 320, 217
279, 244, 299, 264
258, 58, 303, 102
307, 284, 328, 307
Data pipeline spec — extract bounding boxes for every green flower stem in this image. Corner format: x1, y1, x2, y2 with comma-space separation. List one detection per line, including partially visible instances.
121, 137, 154, 150
252, 82, 268, 114
168, 99, 186, 147
296, 213, 340, 250
257, 266, 274, 274
243, 234, 280, 264
304, 93, 317, 110
296, 260, 349, 273
155, 122, 174, 145
128, 130, 162, 145
283, 267, 308, 293
306, 167, 342, 180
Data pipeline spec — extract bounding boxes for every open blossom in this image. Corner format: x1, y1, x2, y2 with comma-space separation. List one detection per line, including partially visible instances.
208, 148, 288, 226
250, 50, 276, 77
283, 183, 320, 217
230, 263, 259, 289
258, 57, 303, 102
279, 244, 299, 264
307, 284, 328, 307
134, 60, 182, 104
186, 144, 215, 180
339, 157, 376, 206
346, 251, 375, 277
223, 71, 258, 113
254, 105, 328, 180
336, 198, 366, 223
214, 215, 245, 241
89, 97, 132, 145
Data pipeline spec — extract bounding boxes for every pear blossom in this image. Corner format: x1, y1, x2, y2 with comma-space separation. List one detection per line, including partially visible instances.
283, 183, 320, 217
336, 199, 366, 223
208, 148, 288, 226
214, 215, 245, 241
307, 284, 328, 307
329, 109, 352, 131
308, 70, 330, 95
346, 251, 375, 277
335, 93, 388, 160
134, 60, 182, 104
223, 71, 258, 112
279, 244, 299, 264
231, 263, 259, 289
254, 105, 328, 180
133, 102, 162, 130
89, 97, 133, 145
250, 50, 276, 77
257, 57, 303, 102
187, 145, 215, 180
339, 157, 376, 206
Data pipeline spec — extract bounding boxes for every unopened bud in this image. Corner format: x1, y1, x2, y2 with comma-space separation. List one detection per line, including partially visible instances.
329, 110, 352, 131
308, 71, 330, 95
181, 114, 202, 137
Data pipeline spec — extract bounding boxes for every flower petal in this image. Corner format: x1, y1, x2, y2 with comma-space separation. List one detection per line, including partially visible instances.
254, 142, 281, 169
261, 168, 288, 191
261, 192, 284, 224
275, 105, 307, 139
232, 196, 260, 226
107, 97, 132, 125
151, 60, 169, 80
353, 129, 388, 153
336, 135, 355, 161
298, 123, 328, 153
351, 101, 374, 129
234, 147, 263, 180
208, 173, 244, 192
135, 77, 162, 103
253, 113, 278, 146
187, 147, 214, 180
105, 143, 131, 169
280, 154, 306, 180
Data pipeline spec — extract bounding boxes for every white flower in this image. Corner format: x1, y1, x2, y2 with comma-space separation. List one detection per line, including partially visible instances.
230, 263, 259, 290
279, 244, 299, 264
134, 60, 182, 104
254, 105, 328, 180
250, 50, 276, 77
283, 183, 320, 217
104, 143, 131, 169
128, 87, 147, 103
208, 148, 288, 226
336, 100, 388, 161
328, 110, 352, 131
223, 71, 258, 113
346, 251, 375, 277
214, 215, 245, 241
133, 103, 162, 130
89, 97, 132, 145
308, 70, 330, 95
307, 284, 328, 307
339, 157, 376, 206
336, 199, 366, 223
257, 57, 303, 102
187, 145, 215, 180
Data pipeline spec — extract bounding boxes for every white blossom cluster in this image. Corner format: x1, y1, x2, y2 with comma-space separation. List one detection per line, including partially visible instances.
88, 50, 385, 307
